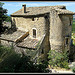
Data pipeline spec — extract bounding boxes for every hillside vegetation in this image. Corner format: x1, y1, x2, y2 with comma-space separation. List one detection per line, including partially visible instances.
72, 18, 75, 45
72, 19, 75, 33
0, 45, 49, 73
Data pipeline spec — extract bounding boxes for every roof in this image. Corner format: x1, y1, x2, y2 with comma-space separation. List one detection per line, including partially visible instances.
0, 30, 27, 42
55, 8, 75, 15
17, 36, 39, 49
11, 5, 75, 16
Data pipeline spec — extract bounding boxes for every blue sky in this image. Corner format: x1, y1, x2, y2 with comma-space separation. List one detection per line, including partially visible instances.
1, 1, 75, 15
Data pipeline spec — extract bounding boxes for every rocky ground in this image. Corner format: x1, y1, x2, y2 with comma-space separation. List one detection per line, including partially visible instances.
47, 62, 75, 74
50, 68, 73, 73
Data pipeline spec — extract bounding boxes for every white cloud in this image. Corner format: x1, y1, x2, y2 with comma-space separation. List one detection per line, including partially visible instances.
4, 2, 75, 8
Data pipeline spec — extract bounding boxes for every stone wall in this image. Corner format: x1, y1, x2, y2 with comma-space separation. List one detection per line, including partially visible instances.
0, 39, 35, 56
11, 16, 46, 40
50, 9, 73, 52
0, 40, 14, 47
61, 15, 73, 51
11, 10, 73, 61
50, 9, 63, 51
37, 14, 50, 60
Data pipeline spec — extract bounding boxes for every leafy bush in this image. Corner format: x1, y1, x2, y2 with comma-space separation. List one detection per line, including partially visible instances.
5, 15, 11, 22
0, 45, 49, 73
0, 2, 7, 33
48, 50, 70, 69
71, 64, 75, 73
0, 45, 13, 60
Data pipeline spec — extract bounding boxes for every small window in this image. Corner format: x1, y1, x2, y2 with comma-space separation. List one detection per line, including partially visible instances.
70, 20, 71, 25
69, 19, 72, 26
32, 17, 34, 21
65, 38, 68, 45
33, 29, 36, 38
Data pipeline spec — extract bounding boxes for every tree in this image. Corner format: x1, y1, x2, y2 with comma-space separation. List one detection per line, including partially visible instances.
48, 50, 70, 69
0, 2, 7, 33
0, 45, 49, 73
5, 15, 11, 22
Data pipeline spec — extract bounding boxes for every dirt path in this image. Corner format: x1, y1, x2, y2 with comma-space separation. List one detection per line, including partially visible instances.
49, 69, 73, 73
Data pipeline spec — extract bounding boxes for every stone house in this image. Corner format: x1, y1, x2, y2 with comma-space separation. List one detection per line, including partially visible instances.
0, 4, 75, 62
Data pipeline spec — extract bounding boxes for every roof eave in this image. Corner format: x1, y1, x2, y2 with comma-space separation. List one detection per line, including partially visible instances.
58, 13, 75, 15
11, 12, 50, 17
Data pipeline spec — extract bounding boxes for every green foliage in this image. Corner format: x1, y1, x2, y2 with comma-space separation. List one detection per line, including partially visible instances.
0, 2, 7, 32
71, 64, 75, 73
71, 33, 75, 46
0, 45, 13, 59
5, 15, 11, 22
72, 20, 75, 33
0, 45, 49, 73
48, 50, 70, 69
26, 49, 37, 58
0, 2, 4, 7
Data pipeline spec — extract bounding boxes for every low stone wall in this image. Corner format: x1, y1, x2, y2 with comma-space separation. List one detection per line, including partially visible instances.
0, 40, 23, 54
0, 39, 39, 60
0, 40, 14, 47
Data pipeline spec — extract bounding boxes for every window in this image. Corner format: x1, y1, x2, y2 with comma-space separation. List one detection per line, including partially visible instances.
70, 20, 71, 25
65, 38, 68, 45
32, 17, 34, 21
33, 29, 36, 38
65, 37, 69, 45
69, 19, 72, 26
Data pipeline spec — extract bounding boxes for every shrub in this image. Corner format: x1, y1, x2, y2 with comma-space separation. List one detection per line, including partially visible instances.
0, 45, 49, 73
0, 45, 13, 60
71, 64, 75, 73
5, 15, 11, 22
48, 50, 69, 69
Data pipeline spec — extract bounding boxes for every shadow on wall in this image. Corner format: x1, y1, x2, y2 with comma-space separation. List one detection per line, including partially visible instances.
11, 19, 17, 32
69, 40, 75, 62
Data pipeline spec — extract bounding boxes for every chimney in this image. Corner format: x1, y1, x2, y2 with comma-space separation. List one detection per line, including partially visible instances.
22, 4, 26, 13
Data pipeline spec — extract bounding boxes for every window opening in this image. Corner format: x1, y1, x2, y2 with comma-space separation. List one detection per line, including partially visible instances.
32, 17, 34, 21
69, 19, 72, 26
33, 29, 36, 38
65, 38, 68, 45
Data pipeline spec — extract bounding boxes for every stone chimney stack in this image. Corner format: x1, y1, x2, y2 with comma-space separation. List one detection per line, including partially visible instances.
22, 4, 26, 13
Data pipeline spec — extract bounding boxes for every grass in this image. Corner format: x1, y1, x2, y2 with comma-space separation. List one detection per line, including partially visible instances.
71, 19, 75, 45
71, 32, 75, 46
72, 19, 75, 33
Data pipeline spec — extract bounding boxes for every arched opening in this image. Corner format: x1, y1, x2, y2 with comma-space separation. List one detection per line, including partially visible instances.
33, 29, 36, 38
